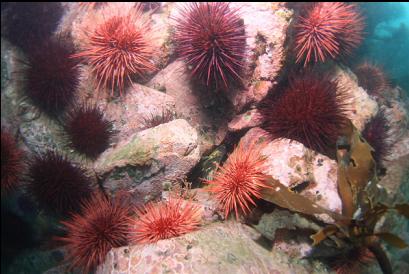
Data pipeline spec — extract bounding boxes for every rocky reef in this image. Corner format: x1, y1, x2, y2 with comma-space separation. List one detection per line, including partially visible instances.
1, 2, 408, 274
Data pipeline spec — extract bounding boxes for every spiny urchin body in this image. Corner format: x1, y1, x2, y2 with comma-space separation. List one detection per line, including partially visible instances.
1, 130, 24, 193
73, 4, 156, 96
59, 193, 131, 273
141, 108, 176, 130
261, 72, 350, 153
63, 105, 114, 159
206, 142, 269, 219
328, 247, 374, 274
362, 110, 392, 167
2, 3, 63, 53
354, 62, 389, 97
26, 151, 92, 216
22, 37, 81, 116
174, 2, 246, 89
132, 198, 201, 244
294, 2, 364, 66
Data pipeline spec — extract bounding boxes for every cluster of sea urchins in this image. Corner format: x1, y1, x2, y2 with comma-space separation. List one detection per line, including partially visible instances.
59, 194, 201, 273
1, 2, 394, 274
294, 2, 364, 66
173, 2, 247, 89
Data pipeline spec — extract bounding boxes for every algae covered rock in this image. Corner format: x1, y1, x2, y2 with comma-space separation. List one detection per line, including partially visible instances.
94, 119, 200, 201
96, 222, 328, 274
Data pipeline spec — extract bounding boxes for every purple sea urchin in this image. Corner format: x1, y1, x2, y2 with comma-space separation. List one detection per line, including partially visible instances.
1, 130, 24, 193
21, 37, 81, 116
26, 151, 92, 216
174, 2, 247, 89
2, 3, 63, 53
362, 110, 392, 167
354, 62, 389, 97
63, 105, 113, 159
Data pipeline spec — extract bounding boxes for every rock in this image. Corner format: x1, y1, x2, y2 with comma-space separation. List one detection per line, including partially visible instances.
94, 119, 200, 201
335, 66, 379, 132
93, 83, 177, 140
4, 248, 66, 274
96, 222, 329, 274
254, 209, 321, 258
225, 3, 292, 111
240, 127, 342, 216
228, 108, 263, 132
384, 99, 409, 148
147, 61, 231, 153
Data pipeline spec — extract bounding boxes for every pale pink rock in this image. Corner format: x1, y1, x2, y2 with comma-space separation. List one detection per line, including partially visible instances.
96, 222, 329, 274
147, 61, 231, 154
228, 109, 264, 132
240, 127, 342, 215
335, 66, 379, 131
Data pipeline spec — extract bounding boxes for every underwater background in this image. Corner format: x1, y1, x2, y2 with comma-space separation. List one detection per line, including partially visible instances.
1, 2, 409, 274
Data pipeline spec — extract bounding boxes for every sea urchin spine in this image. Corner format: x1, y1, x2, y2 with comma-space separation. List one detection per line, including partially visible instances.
73, 4, 156, 96
132, 198, 202, 244
1, 130, 24, 193
294, 2, 364, 66
174, 2, 247, 89
362, 109, 392, 167
59, 193, 131, 273
206, 141, 269, 219
63, 105, 113, 159
21, 37, 81, 116
26, 151, 92, 216
262, 72, 350, 153
354, 62, 389, 97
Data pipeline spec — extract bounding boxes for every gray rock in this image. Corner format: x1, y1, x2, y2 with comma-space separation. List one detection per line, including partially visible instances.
94, 119, 200, 201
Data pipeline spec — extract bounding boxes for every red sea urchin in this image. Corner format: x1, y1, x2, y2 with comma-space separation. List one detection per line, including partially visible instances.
59, 193, 131, 273
206, 142, 269, 219
22, 37, 80, 116
174, 2, 247, 89
354, 62, 389, 97
73, 4, 156, 96
1, 130, 24, 193
262, 72, 350, 153
26, 151, 92, 216
63, 105, 113, 159
294, 2, 364, 66
132, 198, 201, 244
362, 110, 392, 167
